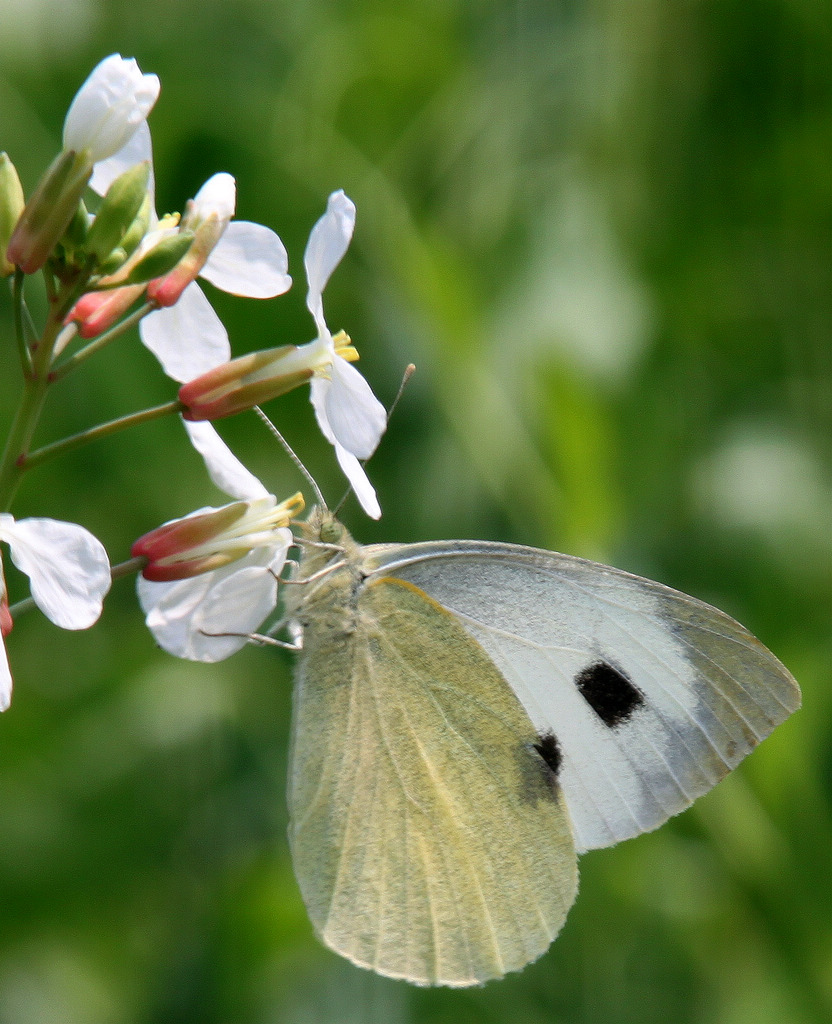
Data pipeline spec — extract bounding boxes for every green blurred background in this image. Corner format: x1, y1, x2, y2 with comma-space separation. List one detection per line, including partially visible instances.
0, 1, 830, 1021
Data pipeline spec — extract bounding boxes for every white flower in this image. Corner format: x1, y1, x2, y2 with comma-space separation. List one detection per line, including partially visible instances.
141, 172, 292, 381
91, 130, 292, 383
303, 190, 387, 518
0, 515, 112, 710
63, 54, 160, 164
174, 191, 386, 518
136, 422, 298, 662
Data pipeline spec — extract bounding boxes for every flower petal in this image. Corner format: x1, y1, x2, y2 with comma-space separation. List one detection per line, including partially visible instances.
334, 445, 381, 519
309, 376, 337, 446
1, 517, 111, 629
192, 172, 236, 221
304, 190, 355, 332
183, 421, 269, 501
202, 221, 292, 298
326, 356, 387, 459
0, 638, 11, 712
63, 54, 160, 163
89, 120, 154, 200
139, 281, 230, 382
137, 550, 280, 661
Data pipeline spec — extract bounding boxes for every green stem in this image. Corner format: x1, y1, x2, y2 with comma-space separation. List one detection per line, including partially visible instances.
0, 264, 156, 507
11, 269, 32, 376
21, 301, 39, 349
52, 256, 96, 322
43, 263, 57, 305
50, 299, 156, 381
0, 302, 66, 510
22, 400, 184, 473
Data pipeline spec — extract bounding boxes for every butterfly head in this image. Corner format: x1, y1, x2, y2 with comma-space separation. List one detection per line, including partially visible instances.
291, 506, 362, 579
296, 505, 343, 545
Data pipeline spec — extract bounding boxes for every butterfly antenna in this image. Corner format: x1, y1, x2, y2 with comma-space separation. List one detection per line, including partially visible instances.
333, 363, 416, 517
254, 405, 327, 509
386, 363, 416, 425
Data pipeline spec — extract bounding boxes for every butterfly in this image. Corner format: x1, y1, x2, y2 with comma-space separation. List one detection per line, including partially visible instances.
282, 506, 800, 987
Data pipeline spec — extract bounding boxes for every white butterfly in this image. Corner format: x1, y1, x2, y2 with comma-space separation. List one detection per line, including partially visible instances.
284, 508, 800, 988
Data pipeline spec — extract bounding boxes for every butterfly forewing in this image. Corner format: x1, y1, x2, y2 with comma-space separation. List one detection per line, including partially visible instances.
363, 541, 801, 854
288, 565, 577, 987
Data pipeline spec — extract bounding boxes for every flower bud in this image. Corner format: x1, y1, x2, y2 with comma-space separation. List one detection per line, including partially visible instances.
63, 199, 91, 250
0, 153, 25, 277
63, 54, 160, 164
122, 230, 194, 286
97, 246, 129, 276
132, 492, 304, 582
66, 283, 145, 338
178, 346, 316, 421
84, 162, 150, 263
117, 190, 153, 259
5, 149, 93, 274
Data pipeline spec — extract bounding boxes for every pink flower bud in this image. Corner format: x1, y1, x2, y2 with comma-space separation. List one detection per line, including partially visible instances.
178, 346, 315, 421
145, 219, 221, 307
0, 597, 12, 639
66, 282, 145, 337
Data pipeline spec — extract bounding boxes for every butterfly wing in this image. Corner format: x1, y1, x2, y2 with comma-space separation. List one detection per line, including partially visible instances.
364, 541, 801, 854
288, 571, 577, 987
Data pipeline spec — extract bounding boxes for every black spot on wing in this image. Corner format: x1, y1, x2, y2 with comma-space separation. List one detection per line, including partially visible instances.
534, 731, 562, 777
575, 660, 644, 728
517, 732, 563, 805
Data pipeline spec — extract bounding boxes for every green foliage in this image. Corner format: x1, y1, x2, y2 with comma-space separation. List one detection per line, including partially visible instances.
0, 1, 829, 1021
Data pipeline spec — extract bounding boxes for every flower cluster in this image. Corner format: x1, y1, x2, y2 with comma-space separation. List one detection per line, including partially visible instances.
0, 53, 389, 704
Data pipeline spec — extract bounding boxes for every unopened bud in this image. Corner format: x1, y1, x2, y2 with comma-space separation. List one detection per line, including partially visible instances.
85, 162, 150, 263
92, 192, 154, 276
98, 246, 129, 276
145, 217, 221, 307
0, 153, 25, 277
63, 199, 91, 250
67, 283, 145, 338
179, 346, 315, 421
123, 230, 193, 286
6, 149, 93, 274
119, 191, 153, 259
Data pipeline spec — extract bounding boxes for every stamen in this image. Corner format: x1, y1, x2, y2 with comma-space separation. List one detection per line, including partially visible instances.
332, 329, 359, 362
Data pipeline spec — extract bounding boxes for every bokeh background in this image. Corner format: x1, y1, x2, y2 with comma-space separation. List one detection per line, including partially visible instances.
0, 1, 830, 1022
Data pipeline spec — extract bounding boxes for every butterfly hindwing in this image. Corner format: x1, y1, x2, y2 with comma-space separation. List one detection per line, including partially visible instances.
288, 566, 578, 987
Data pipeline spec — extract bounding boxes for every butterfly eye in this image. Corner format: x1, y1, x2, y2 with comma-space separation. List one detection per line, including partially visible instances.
319, 519, 343, 545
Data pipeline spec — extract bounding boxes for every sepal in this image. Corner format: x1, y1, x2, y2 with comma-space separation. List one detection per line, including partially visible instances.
0, 153, 25, 277
132, 492, 304, 582
85, 162, 150, 263
123, 230, 194, 285
6, 149, 93, 274
178, 346, 314, 421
